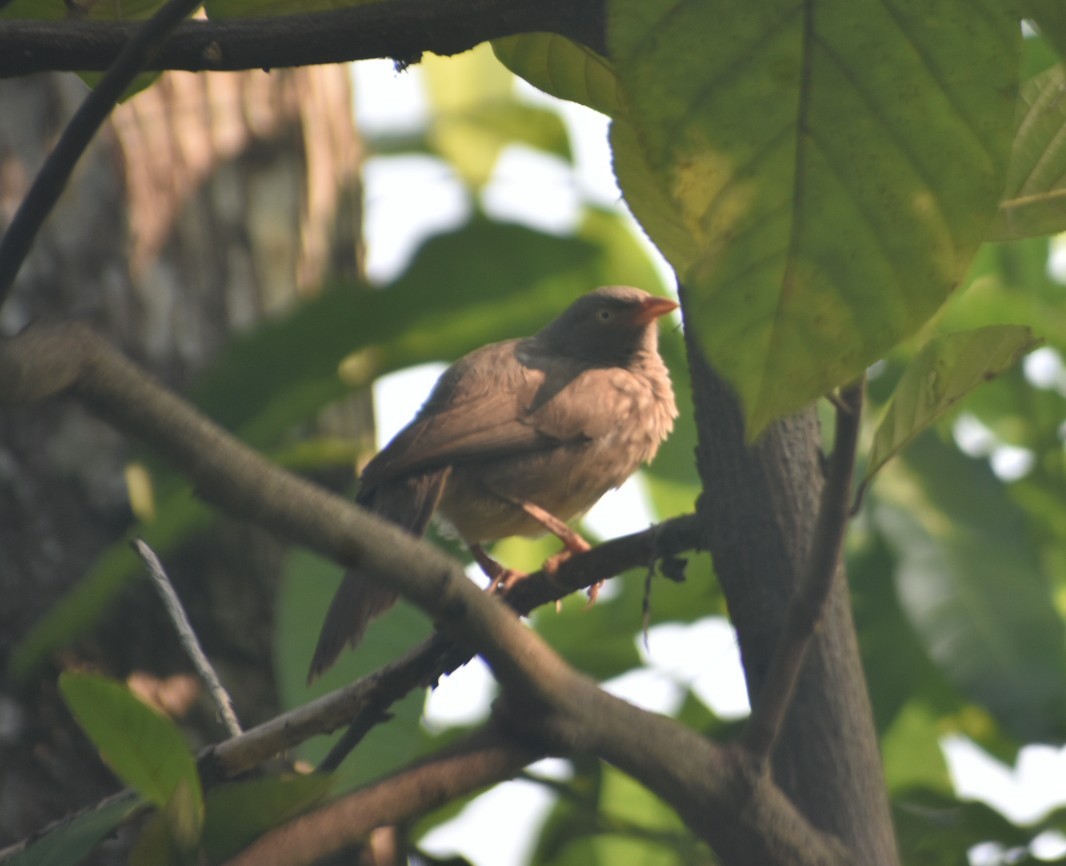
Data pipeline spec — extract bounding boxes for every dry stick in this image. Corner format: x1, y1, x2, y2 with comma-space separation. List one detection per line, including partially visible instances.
0, 0, 606, 77
741, 380, 865, 764
132, 538, 242, 738
0, 0, 205, 306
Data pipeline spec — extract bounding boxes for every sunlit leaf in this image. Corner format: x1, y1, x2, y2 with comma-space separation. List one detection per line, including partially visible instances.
865, 325, 1040, 484
610, 0, 1020, 436
59, 673, 204, 817
492, 34, 622, 117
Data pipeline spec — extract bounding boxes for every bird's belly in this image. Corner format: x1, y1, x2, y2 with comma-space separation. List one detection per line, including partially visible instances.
437, 437, 645, 543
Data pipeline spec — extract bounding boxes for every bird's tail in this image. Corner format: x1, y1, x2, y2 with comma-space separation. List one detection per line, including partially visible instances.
307, 468, 449, 681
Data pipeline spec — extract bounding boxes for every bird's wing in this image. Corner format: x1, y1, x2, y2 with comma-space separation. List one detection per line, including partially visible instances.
360, 341, 617, 486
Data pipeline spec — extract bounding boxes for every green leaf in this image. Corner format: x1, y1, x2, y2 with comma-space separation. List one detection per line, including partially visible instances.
893, 786, 1035, 866
492, 34, 622, 117
874, 436, 1066, 741
59, 673, 204, 819
990, 64, 1066, 241
865, 325, 1040, 484
201, 775, 333, 862
609, 0, 1020, 436
5, 793, 142, 866
608, 119, 700, 276
274, 549, 431, 787
420, 44, 573, 189
1024, 0, 1066, 63
880, 701, 952, 793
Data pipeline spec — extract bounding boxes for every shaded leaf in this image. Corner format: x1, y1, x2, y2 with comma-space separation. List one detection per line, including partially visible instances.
274, 549, 431, 786
865, 325, 1040, 484
609, 0, 1020, 435
1025, 0, 1066, 63
874, 436, 1066, 741
59, 673, 203, 818
894, 786, 1033, 866
201, 775, 334, 862
5, 793, 141, 866
492, 34, 622, 117
990, 64, 1066, 241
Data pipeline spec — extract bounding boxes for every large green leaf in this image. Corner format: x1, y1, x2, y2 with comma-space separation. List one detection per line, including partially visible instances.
609, 0, 1020, 435
989, 64, 1066, 241
865, 325, 1040, 484
874, 436, 1066, 741
59, 673, 204, 819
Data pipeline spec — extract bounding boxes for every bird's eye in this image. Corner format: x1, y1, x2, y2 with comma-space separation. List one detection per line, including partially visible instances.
597, 308, 613, 322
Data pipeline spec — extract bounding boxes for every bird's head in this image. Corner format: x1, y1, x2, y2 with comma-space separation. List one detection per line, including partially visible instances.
535, 286, 678, 366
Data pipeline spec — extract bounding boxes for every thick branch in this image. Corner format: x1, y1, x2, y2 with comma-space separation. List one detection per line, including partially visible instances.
0, 0, 606, 77
743, 380, 863, 762
223, 724, 539, 866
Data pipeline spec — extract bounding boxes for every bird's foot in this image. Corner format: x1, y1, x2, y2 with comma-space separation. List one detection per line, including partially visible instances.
470, 543, 527, 594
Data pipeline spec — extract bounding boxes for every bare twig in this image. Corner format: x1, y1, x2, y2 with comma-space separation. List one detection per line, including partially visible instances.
0, 0, 606, 78
0, 0, 206, 306
132, 538, 242, 738
741, 378, 865, 765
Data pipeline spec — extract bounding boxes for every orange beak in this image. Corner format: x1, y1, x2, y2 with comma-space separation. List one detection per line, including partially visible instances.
631, 295, 679, 326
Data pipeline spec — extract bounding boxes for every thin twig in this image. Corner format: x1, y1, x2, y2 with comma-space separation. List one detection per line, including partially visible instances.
0, 0, 206, 306
741, 378, 865, 765
132, 538, 242, 738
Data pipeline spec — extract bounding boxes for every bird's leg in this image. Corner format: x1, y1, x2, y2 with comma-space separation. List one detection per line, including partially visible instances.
517, 502, 603, 603
469, 543, 524, 594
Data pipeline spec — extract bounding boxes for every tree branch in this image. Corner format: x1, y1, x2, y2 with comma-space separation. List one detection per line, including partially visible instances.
742, 381, 864, 763
223, 723, 540, 866
0, 0, 606, 78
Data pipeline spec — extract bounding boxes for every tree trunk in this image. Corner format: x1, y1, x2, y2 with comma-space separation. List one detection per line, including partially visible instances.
0, 68, 363, 857
681, 292, 900, 866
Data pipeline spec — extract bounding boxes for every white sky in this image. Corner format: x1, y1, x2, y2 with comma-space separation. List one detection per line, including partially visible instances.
350, 56, 1066, 866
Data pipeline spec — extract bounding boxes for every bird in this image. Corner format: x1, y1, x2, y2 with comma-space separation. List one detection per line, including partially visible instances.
308, 286, 678, 680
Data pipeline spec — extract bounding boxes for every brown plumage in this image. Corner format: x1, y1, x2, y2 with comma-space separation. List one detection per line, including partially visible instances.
308, 286, 678, 680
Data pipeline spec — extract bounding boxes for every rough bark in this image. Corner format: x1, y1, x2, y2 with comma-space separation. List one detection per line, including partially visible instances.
0, 68, 363, 856
681, 288, 899, 866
